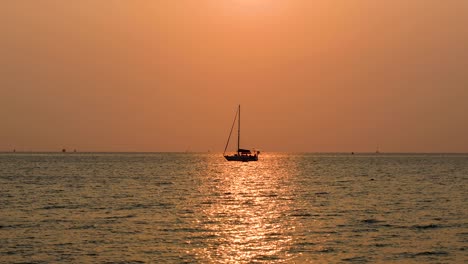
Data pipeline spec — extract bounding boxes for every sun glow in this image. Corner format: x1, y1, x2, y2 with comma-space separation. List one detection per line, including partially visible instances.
221, 0, 287, 17
231, 0, 274, 8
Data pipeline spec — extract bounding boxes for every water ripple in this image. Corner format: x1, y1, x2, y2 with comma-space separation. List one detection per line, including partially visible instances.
0, 152, 466, 263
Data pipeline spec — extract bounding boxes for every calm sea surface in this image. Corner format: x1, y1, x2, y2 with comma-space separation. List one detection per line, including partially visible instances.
0, 153, 467, 263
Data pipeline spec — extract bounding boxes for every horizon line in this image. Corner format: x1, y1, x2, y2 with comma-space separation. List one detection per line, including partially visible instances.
1, 151, 468, 154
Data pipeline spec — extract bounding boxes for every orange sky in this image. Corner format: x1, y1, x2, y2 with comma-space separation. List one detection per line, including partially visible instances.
1, 1, 468, 152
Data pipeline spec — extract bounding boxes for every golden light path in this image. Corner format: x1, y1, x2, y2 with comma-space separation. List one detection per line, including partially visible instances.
193, 156, 297, 263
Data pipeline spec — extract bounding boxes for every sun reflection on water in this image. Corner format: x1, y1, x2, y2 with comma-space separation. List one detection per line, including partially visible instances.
194, 156, 297, 263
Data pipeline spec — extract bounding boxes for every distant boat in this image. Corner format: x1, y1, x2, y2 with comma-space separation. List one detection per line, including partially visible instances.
223, 105, 260, 162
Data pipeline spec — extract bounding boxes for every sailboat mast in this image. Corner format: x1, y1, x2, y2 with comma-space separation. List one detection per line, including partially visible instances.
237, 105, 240, 153
223, 106, 238, 156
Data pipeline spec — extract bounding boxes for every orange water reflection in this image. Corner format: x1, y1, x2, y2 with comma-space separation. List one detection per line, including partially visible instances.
195, 157, 297, 263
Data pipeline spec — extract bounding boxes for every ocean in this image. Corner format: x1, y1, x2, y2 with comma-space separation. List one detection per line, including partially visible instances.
0, 152, 467, 263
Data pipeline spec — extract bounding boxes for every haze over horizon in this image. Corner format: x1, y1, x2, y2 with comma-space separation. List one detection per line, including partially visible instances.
1, 1, 468, 153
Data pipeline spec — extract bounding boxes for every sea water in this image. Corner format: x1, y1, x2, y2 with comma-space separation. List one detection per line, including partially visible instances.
0, 153, 467, 263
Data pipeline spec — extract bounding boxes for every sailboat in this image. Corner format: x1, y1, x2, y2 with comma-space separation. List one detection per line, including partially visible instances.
223, 105, 260, 162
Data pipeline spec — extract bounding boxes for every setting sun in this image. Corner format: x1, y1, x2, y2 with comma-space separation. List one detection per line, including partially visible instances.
218, 0, 287, 17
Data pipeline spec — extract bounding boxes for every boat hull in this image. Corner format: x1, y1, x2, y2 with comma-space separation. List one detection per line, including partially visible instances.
224, 155, 258, 162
